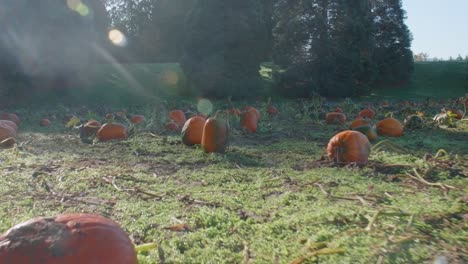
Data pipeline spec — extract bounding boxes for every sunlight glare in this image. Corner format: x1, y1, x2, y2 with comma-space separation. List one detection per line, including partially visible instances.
66, 0, 89, 16
161, 70, 179, 86
108, 29, 127, 47
197, 99, 213, 116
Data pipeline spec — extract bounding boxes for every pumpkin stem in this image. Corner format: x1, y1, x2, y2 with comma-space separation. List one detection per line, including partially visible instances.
134, 242, 158, 253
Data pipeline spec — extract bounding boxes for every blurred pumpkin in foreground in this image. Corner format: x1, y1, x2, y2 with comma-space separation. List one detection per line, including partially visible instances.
0, 213, 137, 264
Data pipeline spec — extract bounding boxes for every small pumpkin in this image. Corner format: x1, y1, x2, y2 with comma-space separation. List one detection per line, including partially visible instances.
267, 105, 279, 116
244, 106, 260, 120
166, 122, 180, 132
334, 107, 344, 113
226, 108, 241, 117
0, 121, 17, 142
181, 116, 206, 146
349, 117, 370, 130
96, 123, 128, 141
0, 213, 137, 264
201, 111, 229, 153
0, 137, 16, 149
80, 120, 102, 140
130, 115, 145, 124
241, 110, 258, 133
115, 111, 127, 118
0, 120, 18, 132
39, 119, 51, 127
358, 108, 376, 119
376, 118, 403, 137
0, 113, 20, 125
168, 110, 187, 127
105, 113, 114, 120
326, 112, 347, 124
327, 130, 371, 165
352, 125, 378, 141
400, 100, 410, 107
404, 115, 423, 129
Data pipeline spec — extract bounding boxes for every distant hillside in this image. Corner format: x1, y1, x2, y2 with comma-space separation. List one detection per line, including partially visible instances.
5, 61, 467, 107
373, 61, 468, 99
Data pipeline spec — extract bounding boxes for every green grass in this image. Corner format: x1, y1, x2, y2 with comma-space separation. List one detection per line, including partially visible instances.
1, 98, 467, 263
372, 61, 468, 100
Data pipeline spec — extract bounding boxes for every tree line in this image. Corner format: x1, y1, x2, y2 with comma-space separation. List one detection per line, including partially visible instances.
0, 0, 414, 100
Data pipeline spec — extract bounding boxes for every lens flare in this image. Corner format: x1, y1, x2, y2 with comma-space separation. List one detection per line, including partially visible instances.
67, 0, 89, 16
197, 99, 213, 116
161, 70, 179, 86
108, 29, 127, 47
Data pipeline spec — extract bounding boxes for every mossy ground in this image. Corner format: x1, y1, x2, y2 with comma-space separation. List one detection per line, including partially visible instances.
1, 98, 467, 264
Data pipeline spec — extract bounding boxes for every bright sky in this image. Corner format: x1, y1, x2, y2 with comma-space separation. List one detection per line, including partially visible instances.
403, 0, 468, 59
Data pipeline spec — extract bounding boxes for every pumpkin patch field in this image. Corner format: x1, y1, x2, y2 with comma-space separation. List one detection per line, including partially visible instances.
0, 96, 467, 263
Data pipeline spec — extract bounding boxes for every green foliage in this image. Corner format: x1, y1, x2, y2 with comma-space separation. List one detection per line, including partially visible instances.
272, 0, 413, 98
181, 0, 270, 98
372, 0, 414, 85
272, 0, 377, 97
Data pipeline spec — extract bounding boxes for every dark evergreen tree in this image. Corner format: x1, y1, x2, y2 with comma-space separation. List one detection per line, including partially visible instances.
371, 0, 414, 85
331, 0, 376, 96
272, 0, 331, 97
149, 0, 196, 62
181, 0, 269, 98
273, 0, 376, 97
259, 0, 275, 61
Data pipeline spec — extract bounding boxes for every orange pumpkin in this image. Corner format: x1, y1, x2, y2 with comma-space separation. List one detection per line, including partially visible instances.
130, 115, 145, 124
358, 109, 376, 119
0, 213, 137, 264
80, 120, 102, 139
244, 106, 260, 120
401, 100, 410, 107
267, 105, 279, 116
326, 112, 347, 124
87, 120, 102, 127
96, 123, 128, 141
166, 122, 180, 132
0, 121, 17, 142
376, 118, 403, 137
334, 107, 344, 113
327, 130, 371, 165
181, 116, 206, 146
168, 110, 186, 127
381, 101, 390, 108
201, 112, 229, 153
39, 119, 51, 127
0, 137, 16, 149
0, 113, 20, 125
115, 111, 127, 118
0, 120, 18, 132
352, 125, 378, 141
226, 108, 241, 117
349, 118, 370, 129
241, 110, 258, 133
